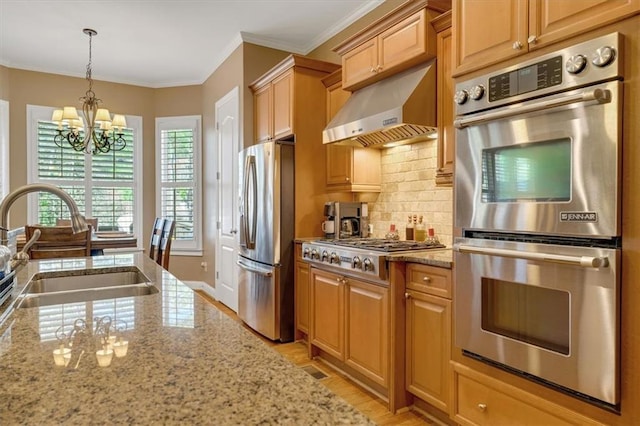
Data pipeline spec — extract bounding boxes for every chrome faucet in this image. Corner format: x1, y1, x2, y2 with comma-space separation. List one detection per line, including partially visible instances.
0, 183, 89, 246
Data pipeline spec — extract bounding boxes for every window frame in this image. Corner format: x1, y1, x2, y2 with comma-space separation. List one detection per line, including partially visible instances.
0, 99, 9, 199
26, 104, 143, 251
155, 115, 202, 256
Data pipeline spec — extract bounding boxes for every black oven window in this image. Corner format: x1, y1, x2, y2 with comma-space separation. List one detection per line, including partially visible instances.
481, 138, 571, 202
481, 278, 570, 355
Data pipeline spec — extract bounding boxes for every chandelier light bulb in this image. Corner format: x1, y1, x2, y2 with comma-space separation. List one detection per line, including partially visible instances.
50, 28, 127, 155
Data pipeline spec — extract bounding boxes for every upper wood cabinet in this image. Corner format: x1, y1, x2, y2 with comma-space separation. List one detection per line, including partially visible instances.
433, 11, 454, 187
249, 55, 340, 238
452, 0, 640, 76
322, 70, 381, 192
253, 69, 293, 143
334, 0, 450, 91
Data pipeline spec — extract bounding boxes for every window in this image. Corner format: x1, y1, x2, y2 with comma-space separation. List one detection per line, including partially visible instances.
0, 99, 9, 199
27, 105, 142, 248
155, 116, 202, 255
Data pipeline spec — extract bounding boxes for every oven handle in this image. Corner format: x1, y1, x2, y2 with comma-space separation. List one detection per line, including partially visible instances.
454, 88, 611, 129
454, 244, 609, 268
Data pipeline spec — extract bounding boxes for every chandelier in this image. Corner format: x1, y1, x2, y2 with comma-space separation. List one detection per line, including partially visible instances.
51, 28, 127, 155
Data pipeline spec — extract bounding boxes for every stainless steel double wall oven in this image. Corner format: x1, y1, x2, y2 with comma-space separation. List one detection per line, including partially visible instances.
453, 33, 623, 409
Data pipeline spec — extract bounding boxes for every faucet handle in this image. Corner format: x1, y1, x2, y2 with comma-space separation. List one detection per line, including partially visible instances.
10, 229, 40, 273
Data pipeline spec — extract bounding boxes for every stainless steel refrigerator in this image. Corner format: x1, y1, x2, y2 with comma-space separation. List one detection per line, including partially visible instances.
237, 140, 295, 342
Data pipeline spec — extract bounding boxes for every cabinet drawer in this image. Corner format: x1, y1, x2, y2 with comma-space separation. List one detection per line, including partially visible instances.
406, 263, 451, 298
453, 363, 604, 426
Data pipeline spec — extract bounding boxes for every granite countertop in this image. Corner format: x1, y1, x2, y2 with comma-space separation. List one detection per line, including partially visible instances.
0, 253, 373, 425
386, 248, 453, 269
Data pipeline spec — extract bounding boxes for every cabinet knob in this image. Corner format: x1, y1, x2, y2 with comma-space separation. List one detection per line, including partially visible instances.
527, 35, 537, 44
477, 403, 487, 412
404, 292, 411, 299
345, 177, 350, 182
376, 65, 383, 71
512, 41, 523, 50
422, 276, 431, 283
370, 67, 377, 73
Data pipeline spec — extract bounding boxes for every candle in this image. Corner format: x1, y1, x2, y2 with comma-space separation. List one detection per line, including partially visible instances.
96, 349, 114, 367
52, 345, 71, 367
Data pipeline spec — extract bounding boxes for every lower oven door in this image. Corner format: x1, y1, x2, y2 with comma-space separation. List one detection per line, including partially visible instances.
454, 237, 620, 406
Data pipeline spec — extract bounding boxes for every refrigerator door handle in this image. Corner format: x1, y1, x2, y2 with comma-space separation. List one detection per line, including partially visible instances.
241, 155, 258, 249
237, 259, 273, 277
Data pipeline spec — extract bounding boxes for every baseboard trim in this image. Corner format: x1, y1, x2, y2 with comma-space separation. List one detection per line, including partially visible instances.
182, 281, 215, 299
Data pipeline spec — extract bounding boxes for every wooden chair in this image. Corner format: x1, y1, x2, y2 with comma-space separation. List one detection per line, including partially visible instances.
149, 218, 175, 269
56, 218, 98, 231
25, 225, 92, 260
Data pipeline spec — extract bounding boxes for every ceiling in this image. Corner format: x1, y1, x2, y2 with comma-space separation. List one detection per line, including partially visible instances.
0, 0, 385, 88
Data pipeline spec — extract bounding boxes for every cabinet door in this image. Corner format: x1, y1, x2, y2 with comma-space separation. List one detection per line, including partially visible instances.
253, 84, 272, 143
326, 145, 353, 186
436, 26, 454, 187
272, 70, 294, 140
342, 38, 378, 90
529, 0, 640, 48
310, 268, 344, 360
406, 290, 451, 413
379, 9, 429, 74
452, 0, 528, 76
345, 279, 389, 387
295, 260, 310, 334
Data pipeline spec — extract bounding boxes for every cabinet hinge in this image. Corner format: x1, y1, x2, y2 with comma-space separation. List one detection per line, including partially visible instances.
216, 171, 220, 180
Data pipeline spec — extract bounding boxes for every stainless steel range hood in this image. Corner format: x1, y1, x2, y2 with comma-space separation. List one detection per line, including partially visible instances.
323, 60, 437, 148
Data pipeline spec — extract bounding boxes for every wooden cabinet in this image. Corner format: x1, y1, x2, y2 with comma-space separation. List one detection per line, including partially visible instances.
346, 279, 389, 386
452, 0, 640, 76
433, 11, 454, 187
310, 267, 345, 360
253, 69, 293, 142
452, 363, 604, 426
322, 70, 381, 192
310, 266, 390, 387
334, 1, 448, 91
294, 243, 310, 336
250, 55, 340, 238
405, 263, 452, 413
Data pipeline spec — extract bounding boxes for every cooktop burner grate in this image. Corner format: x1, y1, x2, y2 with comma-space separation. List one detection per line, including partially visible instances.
318, 238, 445, 252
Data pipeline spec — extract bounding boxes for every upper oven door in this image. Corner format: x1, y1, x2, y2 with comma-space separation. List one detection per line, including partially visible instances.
455, 80, 622, 238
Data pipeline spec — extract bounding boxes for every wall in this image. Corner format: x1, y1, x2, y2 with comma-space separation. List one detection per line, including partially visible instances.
0, 64, 9, 100
361, 141, 453, 246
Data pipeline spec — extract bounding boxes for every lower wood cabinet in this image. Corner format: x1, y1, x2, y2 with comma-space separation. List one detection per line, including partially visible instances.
310, 266, 389, 387
405, 263, 452, 414
452, 363, 604, 426
294, 249, 310, 336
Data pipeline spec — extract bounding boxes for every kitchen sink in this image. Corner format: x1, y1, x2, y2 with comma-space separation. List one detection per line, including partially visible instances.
17, 266, 158, 308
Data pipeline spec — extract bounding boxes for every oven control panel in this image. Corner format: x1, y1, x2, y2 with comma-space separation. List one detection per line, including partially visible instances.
454, 32, 622, 115
301, 242, 387, 281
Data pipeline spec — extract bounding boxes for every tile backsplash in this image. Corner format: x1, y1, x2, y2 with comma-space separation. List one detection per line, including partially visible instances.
356, 140, 453, 247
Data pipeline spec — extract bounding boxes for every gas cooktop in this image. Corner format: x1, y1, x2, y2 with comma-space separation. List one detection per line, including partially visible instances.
318, 238, 445, 252
302, 238, 446, 281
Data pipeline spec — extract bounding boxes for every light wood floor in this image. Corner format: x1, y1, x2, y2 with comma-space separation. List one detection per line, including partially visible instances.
196, 291, 439, 425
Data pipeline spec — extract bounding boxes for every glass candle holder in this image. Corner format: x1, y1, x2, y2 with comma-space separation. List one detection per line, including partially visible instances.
52, 346, 71, 367
112, 340, 129, 358
96, 348, 114, 367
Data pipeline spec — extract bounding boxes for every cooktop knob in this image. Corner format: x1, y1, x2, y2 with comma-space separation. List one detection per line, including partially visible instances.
469, 85, 485, 100
310, 249, 319, 260
330, 252, 340, 264
303, 248, 310, 258
566, 54, 587, 74
591, 46, 616, 67
321, 250, 329, 262
351, 256, 362, 269
363, 258, 374, 272
454, 89, 469, 105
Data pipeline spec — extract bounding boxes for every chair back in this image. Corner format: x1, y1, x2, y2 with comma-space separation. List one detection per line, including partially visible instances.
149, 218, 175, 269
56, 218, 99, 230
25, 225, 92, 259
